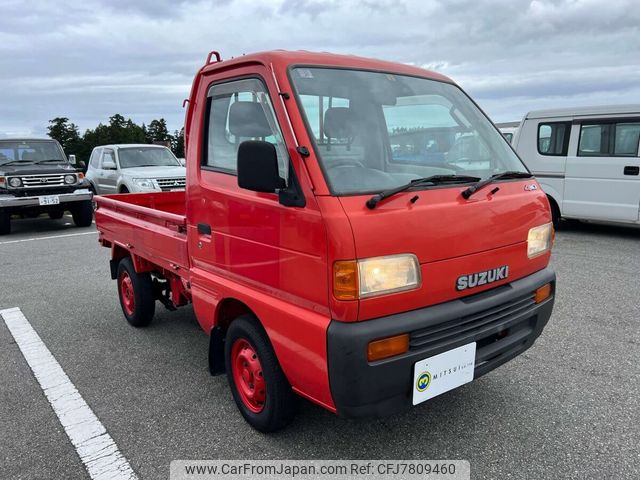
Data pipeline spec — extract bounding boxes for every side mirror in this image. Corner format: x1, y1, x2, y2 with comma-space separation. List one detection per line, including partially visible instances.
102, 159, 117, 170
68, 154, 77, 164
237, 140, 285, 193
79, 161, 86, 169
178, 158, 186, 166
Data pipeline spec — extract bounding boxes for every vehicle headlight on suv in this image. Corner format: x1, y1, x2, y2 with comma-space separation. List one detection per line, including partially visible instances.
64, 174, 77, 184
333, 254, 421, 300
132, 178, 159, 190
527, 223, 553, 258
8, 177, 22, 188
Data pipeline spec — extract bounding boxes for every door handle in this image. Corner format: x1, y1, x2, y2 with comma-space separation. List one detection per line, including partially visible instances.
197, 223, 211, 235
623, 166, 639, 176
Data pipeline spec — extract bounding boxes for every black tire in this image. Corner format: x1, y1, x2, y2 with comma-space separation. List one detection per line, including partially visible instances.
0, 210, 10, 235
49, 211, 64, 220
116, 257, 155, 327
71, 200, 93, 227
225, 315, 295, 432
120, 186, 129, 193
548, 197, 561, 230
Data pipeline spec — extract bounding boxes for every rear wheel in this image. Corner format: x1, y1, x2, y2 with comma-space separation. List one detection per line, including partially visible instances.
0, 210, 10, 235
71, 200, 93, 227
116, 257, 155, 327
225, 315, 295, 432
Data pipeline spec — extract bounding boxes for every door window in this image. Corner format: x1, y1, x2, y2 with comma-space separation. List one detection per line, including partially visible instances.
614, 123, 640, 156
203, 78, 288, 181
538, 122, 570, 156
101, 149, 115, 168
578, 121, 640, 157
89, 148, 101, 168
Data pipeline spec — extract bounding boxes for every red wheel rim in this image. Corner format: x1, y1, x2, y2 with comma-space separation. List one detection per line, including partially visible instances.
119, 271, 135, 316
231, 339, 266, 413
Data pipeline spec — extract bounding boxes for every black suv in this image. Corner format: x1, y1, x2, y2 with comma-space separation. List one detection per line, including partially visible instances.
0, 138, 93, 235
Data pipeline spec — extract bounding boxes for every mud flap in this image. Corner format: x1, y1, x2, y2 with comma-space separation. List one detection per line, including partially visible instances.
209, 326, 226, 375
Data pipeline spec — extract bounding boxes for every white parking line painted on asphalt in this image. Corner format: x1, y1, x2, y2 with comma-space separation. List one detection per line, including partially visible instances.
1, 307, 137, 480
0, 230, 98, 245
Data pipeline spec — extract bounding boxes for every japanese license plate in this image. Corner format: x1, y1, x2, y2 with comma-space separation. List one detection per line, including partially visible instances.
38, 195, 60, 206
413, 342, 476, 405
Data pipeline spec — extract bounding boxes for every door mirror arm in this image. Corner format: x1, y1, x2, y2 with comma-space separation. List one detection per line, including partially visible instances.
278, 162, 306, 207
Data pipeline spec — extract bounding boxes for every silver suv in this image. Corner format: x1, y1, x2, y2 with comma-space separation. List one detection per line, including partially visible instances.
85, 144, 186, 194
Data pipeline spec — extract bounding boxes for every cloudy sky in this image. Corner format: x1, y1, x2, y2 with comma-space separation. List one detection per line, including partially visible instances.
1, 0, 639, 137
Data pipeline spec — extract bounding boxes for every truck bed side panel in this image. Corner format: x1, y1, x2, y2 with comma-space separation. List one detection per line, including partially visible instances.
95, 192, 189, 272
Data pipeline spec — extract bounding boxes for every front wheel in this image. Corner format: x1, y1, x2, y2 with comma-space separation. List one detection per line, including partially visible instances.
71, 200, 93, 227
116, 257, 155, 327
0, 210, 10, 235
225, 315, 295, 432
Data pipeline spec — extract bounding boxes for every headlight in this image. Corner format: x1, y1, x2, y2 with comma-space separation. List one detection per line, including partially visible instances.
8, 177, 22, 188
132, 178, 159, 190
527, 223, 553, 258
64, 174, 76, 184
333, 254, 421, 300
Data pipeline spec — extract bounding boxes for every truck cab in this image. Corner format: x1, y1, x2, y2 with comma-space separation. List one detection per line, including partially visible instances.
0, 138, 93, 235
96, 51, 556, 432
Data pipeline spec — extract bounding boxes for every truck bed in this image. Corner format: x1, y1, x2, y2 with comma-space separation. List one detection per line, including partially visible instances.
95, 191, 189, 273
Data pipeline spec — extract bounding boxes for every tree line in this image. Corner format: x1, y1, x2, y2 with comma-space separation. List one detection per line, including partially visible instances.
47, 115, 185, 167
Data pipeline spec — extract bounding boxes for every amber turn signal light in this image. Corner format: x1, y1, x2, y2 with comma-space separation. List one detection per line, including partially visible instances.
367, 334, 409, 362
535, 283, 552, 304
333, 260, 358, 300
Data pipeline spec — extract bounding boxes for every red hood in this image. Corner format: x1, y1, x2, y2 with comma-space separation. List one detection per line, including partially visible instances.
338, 180, 552, 320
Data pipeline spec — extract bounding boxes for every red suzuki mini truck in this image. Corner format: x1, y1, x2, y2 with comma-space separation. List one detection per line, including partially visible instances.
95, 50, 556, 432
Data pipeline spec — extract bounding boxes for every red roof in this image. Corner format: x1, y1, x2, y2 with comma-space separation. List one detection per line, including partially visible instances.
201, 50, 454, 84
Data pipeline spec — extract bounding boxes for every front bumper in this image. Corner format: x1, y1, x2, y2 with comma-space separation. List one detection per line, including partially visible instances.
0, 189, 92, 209
327, 267, 556, 418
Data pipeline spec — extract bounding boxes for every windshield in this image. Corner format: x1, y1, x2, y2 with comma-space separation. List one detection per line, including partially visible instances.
290, 68, 528, 195
118, 147, 180, 168
0, 140, 66, 165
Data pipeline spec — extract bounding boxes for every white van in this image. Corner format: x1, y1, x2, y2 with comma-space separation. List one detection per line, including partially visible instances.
496, 121, 520, 144
512, 105, 640, 227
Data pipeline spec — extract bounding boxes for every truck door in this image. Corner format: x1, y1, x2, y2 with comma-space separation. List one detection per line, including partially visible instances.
563, 119, 640, 222
187, 69, 328, 327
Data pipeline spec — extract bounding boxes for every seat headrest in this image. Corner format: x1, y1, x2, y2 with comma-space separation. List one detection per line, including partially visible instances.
324, 107, 354, 139
228, 101, 272, 138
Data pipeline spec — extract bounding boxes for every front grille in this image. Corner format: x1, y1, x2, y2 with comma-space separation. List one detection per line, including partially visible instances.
408, 290, 543, 378
156, 177, 186, 190
15, 174, 66, 188
410, 293, 537, 351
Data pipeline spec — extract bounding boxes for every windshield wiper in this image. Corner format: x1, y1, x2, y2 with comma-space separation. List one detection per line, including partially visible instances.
366, 175, 481, 209
35, 159, 66, 164
461, 171, 533, 199
1, 159, 35, 166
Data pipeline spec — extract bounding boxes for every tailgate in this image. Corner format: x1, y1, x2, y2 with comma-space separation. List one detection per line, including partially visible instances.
95, 193, 189, 271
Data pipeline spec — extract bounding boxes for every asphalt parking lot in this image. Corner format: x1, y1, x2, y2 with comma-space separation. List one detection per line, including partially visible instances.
1, 216, 638, 480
